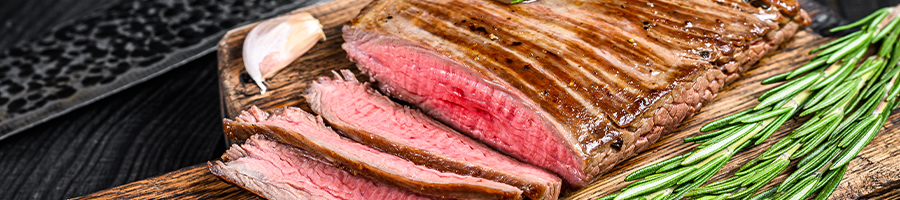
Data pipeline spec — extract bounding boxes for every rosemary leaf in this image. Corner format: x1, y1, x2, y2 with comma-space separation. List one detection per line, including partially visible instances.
827, 31, 872, 64
701, 109, 754, 132
684, 124, 757, 165
688, 126, 738, 143
626, 154, 687, 181
615, 168, 692, 200
749, 187, 779, 200
814, 166, 846, 200
829, 8, 887, 32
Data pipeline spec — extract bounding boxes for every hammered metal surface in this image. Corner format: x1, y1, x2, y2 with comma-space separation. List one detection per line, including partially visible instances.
0, 0, 329, 140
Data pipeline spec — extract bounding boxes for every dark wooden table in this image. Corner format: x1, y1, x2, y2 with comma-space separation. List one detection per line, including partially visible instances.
0, 0, 896, 199
0, 0, 226, 199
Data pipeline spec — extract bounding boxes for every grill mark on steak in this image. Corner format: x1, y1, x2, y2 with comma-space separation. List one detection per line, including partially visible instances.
344, 0, 809, 187
306, 70, 563, 200
395, 0, 738, 127
417, 1, 625, 115
413, 15, 600, 125
208, 135, 430, 200
223, 106, 523, 200
392, 4, 570, 107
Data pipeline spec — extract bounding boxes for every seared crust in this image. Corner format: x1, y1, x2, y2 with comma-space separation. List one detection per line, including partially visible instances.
588, 12, 810, 178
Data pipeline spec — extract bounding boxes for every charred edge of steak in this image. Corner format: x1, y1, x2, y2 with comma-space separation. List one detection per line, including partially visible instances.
305, 69, 562, 200
222, 106, 525, 200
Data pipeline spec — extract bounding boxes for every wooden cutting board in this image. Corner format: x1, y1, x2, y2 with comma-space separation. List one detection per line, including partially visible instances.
78, 0, 900, 199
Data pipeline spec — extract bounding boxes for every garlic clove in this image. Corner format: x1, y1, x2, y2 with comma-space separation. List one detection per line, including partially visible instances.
243, 12, 325, 94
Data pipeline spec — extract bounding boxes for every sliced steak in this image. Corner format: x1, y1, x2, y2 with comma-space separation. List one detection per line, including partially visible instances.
306, 70, 562, 200
208, 134, 430, 200
343, 0, 810, 187
224, 106, 523, 200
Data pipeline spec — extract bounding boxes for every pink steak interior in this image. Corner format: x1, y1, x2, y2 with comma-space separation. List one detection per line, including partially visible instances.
346, 37, 586, 186
213, 135, 427, 199
313, 78, 558, 181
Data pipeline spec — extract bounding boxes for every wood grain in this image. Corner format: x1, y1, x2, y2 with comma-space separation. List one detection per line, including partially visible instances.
81, 0, 900, 199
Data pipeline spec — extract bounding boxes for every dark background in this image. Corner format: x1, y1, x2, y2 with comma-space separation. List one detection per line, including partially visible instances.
0, 0, 894, 199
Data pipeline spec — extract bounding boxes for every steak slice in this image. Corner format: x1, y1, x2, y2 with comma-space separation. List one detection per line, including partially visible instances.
306, 70, 562, 200
343, 0, 810, 187
224, 106, 523, 200
208, 134, 430, 200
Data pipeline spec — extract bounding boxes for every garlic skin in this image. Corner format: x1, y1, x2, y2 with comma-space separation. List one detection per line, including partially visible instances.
243, 12, 325, 94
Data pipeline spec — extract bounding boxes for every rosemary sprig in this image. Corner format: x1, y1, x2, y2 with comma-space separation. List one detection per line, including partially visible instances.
687, 9, 900, 200
689, 77, 895, 200
598, 7, 900, 200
